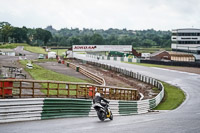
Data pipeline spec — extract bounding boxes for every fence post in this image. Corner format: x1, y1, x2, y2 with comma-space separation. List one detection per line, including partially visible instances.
120, 89, 122, 100
19, 81, 22, 98
1, 81, 5, 98
85, 86, 87, 98
92, 86, 95, 99
57, 83, 59, 97
76, 84, 78, 98
67, 84, 70, 97
109, 88, 112, 100
47, 82, 49, 97
32, 82, 35, 98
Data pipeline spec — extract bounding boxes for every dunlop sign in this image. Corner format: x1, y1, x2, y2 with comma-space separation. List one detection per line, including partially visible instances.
73, 45, 132, 52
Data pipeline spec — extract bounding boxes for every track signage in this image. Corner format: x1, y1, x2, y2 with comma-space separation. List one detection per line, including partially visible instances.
73, 45, 132, 52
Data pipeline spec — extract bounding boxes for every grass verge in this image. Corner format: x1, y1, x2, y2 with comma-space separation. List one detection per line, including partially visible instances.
33, 59, 57, 63
19, 60, 90, 95
50, 49, 67, 56
24, 46, 67, 56
123, 61, 185, 110
24, 46, 47, 54
154, 82, 186, 110
134, 47, 172, 53
0, 43, 28, 49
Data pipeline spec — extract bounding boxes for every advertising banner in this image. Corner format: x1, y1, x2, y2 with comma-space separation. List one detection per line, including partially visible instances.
73, 45, 132, 52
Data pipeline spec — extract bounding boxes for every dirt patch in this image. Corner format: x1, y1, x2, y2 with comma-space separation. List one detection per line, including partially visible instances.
71, 60, 159, 99
36, 62, 94, 83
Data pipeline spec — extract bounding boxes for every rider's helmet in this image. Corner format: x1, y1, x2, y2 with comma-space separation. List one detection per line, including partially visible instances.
95, 92, 101, 97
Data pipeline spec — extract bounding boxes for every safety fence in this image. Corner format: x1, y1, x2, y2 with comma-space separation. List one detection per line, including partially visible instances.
0, 79, 138, 100
0, 59, 164, 123
86, 54, 141, 63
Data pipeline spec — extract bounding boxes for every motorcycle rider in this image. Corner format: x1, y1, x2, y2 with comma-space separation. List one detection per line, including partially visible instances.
93, 92, 109, 114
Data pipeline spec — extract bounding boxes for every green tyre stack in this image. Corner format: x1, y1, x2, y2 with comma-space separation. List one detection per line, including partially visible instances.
41, 98, 92, 120
118, 101, 137, 115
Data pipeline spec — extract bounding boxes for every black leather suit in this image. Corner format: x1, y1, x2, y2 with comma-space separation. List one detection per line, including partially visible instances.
93, 96, 109, 111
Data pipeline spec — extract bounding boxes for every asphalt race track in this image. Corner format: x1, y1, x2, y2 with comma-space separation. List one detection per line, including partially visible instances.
0, 53, 200, 133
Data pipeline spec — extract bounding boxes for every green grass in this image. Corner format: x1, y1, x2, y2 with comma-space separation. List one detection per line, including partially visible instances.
134, 47, 172, 53
19, 60, 90, 95
50, 49, 67, 56
154, 82, 186, 110
24, 46, 48, 54
23, 46, 67, 56
0, 43, 28, 49
33, 59, 57, 63
121, 62, 185, 110
124, 61, 174, 68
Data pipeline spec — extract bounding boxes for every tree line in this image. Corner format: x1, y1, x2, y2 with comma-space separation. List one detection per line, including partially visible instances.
0, 22, 171, 48
0, 22, 52, 46
46, 26, 171, 48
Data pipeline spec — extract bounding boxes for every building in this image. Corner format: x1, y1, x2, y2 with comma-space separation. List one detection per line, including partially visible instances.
150, 51, 195, 62
171, 28, 200, 60
0, 49, 15, 56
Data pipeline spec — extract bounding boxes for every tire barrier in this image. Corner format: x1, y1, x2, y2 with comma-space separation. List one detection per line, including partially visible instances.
0, 92, 163, 123
0, 98, 44, 123
41, 98, 92, 119
0, 98, 118, 123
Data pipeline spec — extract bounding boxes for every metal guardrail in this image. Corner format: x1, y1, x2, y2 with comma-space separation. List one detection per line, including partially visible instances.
67, 62, 105, 85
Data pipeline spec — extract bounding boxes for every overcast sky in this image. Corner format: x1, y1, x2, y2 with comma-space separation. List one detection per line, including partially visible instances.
0, 0, 200, 30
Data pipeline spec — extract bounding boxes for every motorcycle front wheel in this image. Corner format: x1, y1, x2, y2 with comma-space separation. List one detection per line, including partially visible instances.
98, 111, 105, 121
109, 111, 113, 120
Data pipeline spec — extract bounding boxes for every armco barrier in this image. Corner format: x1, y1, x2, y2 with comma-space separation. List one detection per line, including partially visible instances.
66, 62, 105, 85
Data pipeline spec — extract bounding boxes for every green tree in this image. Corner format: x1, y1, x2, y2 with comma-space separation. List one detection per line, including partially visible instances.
43, 30, 52, 45
0, 22, 13, 43
34, 28, 52, 45
11, 27, 28, 43
91, 33, 104, 45
69, 36, 81, 45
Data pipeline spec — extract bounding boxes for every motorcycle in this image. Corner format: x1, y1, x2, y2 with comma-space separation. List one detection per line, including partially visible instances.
93, 102, 113, 121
